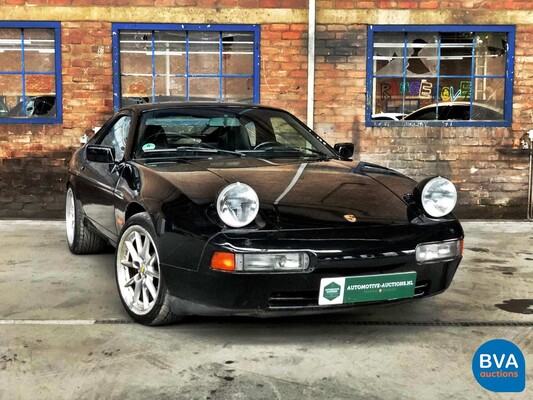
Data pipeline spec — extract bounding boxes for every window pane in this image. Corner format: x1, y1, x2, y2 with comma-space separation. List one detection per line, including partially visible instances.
154, 31, 185, 76
24, 29, 55, 72
25, 74, 56, 118
22, 94, 56, 118
440, 32, 473, 76
222, 77, 253, 102
189, 32, 219, 75
120, 31, 152, 75
121, 75, 153, 100
438, 78, 472, 102
0, 74, 22, 116
372, 77, 430, 114
26, 74, 55, 95
154, 76, 186, 100
189, 77, 219, 101
222, 32, 254, 75
472, 78, 505, 120
405, 32, 438, 76
475, 32, 507, 76
0, 29, 22, 72
373, 32, 404, 76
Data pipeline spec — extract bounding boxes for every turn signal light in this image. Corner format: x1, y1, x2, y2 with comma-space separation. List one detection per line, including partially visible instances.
211, 252, 235, 271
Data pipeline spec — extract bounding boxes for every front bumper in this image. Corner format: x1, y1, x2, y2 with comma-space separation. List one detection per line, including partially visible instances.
165, 259, 461, 317
159, 221, 463, 316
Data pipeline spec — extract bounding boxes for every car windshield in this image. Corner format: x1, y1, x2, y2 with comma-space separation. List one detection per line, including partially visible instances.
133, 106, 335, 160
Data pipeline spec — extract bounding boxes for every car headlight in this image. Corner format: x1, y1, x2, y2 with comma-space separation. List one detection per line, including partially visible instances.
416, 176, 457, 218
216, 182, 259, 228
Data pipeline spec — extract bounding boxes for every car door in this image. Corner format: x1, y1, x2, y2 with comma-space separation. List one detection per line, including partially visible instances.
77, 112, 132, 239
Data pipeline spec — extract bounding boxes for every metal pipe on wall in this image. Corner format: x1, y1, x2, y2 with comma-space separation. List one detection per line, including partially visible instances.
307, 0, 316, 130
527, 129, 533, 219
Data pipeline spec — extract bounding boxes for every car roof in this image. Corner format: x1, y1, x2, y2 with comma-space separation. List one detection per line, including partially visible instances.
403, 101, 503, 119
408, 101, 502, 112
119, 102, 287, 114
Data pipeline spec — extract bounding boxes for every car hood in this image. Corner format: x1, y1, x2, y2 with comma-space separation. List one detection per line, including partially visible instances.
139, 158, 418, 229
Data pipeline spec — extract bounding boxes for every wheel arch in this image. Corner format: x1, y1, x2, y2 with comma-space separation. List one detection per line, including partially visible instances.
125, 202, 147, 222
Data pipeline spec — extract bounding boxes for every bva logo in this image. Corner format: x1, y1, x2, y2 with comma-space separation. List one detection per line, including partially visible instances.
472, 339, 526, 392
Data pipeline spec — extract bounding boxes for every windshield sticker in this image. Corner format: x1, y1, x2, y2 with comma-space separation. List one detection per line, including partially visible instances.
142, 143, 156, 151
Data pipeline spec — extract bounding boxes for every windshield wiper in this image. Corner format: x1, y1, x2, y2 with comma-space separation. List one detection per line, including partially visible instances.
253, 145, 330, 160
174, 145, 245, 157
290, 146, 331, 159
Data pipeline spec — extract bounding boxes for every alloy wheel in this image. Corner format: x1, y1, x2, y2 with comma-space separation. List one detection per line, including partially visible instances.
65, 188, 76, 246
116, 225, 161, 315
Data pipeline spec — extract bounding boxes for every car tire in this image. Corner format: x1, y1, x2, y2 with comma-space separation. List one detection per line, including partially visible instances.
66, 186, 108, 254
115, 212, 182, 326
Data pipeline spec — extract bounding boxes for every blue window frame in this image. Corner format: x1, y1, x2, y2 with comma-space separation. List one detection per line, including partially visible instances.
0, 21, 62, 124
366, 25, 515, 127
112, 23, 260, 111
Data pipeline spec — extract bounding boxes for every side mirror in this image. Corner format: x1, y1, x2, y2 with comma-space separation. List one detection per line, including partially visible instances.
334, 142, 354, 159
86, 145, 115, 163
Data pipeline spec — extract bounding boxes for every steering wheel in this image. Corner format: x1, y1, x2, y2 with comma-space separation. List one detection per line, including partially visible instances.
253, 141, 285, 150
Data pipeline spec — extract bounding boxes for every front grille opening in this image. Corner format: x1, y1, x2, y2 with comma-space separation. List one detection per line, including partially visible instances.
269, 291, 319, 308
414, 281, 430, 297
269, 280, 431, 309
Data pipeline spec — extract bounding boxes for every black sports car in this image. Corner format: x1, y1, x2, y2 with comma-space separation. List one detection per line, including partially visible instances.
66, 103, 463, 325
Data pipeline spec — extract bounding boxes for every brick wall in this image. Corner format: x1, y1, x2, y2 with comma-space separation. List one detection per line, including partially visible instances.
0, 2, 532, 219
261, 24, 308, 119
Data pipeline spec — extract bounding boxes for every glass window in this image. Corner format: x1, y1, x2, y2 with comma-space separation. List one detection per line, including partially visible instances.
113, 24, 260, 109
133, 107, 336, 160
99, 115, 132, 161
0, 22, 61, 123
367, 26, 515, 126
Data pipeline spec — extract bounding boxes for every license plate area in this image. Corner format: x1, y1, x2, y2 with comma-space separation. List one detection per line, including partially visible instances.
318, 272, 417, 306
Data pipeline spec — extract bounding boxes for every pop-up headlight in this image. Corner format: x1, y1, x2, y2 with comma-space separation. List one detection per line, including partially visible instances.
416, 176, 457, 218
216, 182, 259, 228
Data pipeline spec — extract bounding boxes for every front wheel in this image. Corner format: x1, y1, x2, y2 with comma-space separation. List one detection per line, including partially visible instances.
115, 213, 182, 325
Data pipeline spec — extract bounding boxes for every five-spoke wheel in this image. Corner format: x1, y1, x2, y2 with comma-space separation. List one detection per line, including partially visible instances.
115, 213, 181, 325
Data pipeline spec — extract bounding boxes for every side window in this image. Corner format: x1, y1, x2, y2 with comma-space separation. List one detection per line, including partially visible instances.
99, 115, 131, 161
271, 117, 306, 148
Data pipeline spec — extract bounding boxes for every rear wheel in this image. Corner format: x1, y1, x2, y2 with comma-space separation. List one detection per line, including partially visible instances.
65, 186, 107, 254
115, 213, 182, 325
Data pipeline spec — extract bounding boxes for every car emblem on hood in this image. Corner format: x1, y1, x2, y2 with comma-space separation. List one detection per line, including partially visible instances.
344, 214, 357, 223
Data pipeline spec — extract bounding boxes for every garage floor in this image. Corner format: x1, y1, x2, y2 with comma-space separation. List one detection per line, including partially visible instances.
1, 220, 532, 399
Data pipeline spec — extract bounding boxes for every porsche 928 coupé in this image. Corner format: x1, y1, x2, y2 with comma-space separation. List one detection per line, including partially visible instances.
66, 103, 463, 325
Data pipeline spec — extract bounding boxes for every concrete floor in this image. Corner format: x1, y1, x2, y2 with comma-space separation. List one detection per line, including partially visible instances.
0, 220, 532, 399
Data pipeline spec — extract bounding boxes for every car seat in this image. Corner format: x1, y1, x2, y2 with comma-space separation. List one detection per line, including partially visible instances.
217, 126, 251, 151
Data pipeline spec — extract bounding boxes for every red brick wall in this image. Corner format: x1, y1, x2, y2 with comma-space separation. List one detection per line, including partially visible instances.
261, 24, 308, 120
